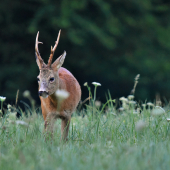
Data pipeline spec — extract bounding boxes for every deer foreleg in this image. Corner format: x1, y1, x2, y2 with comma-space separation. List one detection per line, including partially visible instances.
61, 117, 71, 141
44, 114, 56, 139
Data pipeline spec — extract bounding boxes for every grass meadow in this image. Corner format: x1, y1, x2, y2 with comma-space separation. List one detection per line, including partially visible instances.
1, 79, 170, 170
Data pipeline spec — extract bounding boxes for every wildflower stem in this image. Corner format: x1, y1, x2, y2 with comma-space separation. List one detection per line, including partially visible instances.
1, 101, 3, 114
92, 85, 98, 120
87, 86, 92, 103
93, 86, 97, 102
57, 100, 62, 111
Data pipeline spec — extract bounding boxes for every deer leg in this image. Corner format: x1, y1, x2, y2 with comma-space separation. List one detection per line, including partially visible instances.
61, 117, 71, 141
44, 114, 56, 140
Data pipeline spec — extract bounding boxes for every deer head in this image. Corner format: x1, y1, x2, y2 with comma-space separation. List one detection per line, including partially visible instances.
35, 30, 66, 98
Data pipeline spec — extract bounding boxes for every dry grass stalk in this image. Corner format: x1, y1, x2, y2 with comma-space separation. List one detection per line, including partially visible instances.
15, 89, 19, 106
131, 74, 140, 95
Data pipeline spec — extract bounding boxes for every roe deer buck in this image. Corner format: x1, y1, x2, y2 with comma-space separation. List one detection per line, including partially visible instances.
35, 30, 81, 140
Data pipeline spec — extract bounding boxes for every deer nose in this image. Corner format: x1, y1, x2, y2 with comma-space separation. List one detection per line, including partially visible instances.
39, 91, 48, 96
39, 91, 43, 96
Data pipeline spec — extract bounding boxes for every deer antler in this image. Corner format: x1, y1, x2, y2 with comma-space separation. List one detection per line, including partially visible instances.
48, 30, 61, 67
35, 31, 45, 68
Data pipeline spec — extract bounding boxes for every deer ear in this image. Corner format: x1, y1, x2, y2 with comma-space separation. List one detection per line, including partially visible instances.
52, 51, 66, 70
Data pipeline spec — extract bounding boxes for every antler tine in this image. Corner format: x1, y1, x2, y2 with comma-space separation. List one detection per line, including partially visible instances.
48, 29, 61, 67
35, 31, 43, 56
35, 31, 45, 68
52, 29, 61, 52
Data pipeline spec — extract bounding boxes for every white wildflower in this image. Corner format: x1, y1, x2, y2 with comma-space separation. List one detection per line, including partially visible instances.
0, 96, 6, 102
119, 97, 128, 109
135, 120, 146, 132
167, 118, 170, 122
56, 89, 70, 100
119, 97, 128, 102
95, 100, 101, 107
84, 82, 88, 86
151, 106, 165, 116
23, 90, 31, 98
16, 120, 28, 127
92, 82, 101, 86
129, 101, 136, 105
147, 102, 154, 107
7, 104, 12, 109
128, 95, 134, 100
142, 104, 146, 108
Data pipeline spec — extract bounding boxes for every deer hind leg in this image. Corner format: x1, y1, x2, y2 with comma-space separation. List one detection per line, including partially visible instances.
61, 117, 71, 141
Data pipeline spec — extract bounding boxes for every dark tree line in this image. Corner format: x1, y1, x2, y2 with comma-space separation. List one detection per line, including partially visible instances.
0, 0, 170, 105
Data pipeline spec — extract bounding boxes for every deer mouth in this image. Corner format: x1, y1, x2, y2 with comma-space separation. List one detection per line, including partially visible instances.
39, 91, 49, 98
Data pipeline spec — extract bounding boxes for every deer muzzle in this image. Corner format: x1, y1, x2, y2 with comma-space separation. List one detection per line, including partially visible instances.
39, 91, 49, 98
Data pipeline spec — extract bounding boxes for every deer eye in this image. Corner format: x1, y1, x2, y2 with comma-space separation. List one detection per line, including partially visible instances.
37, 77, 40, 81
49, 77, 55, 82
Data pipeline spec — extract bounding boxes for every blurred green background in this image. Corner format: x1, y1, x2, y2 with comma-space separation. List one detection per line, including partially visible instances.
0, 0, 170, 105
